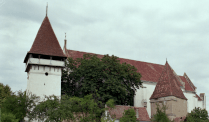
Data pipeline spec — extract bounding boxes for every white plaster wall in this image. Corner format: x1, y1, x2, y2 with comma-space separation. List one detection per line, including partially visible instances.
134, 81, 156, 118
197, 101, 203, 109
27, 65, 61, 102
144, 83, 157, 118
204, 95, 206, 109
194, 96, 197, 108
183, 92, 196, 113
134, 87, 144, 107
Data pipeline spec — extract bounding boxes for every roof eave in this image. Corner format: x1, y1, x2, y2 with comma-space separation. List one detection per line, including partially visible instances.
24, 52, 67, 63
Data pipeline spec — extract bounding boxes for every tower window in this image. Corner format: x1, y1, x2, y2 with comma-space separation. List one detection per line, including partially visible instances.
45, 72, 48, 76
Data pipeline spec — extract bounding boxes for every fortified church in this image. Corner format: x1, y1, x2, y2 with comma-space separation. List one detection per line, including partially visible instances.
24, 10, 206, 121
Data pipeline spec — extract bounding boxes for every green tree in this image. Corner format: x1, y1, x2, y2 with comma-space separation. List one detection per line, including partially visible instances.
62, 54, 142, 121
27, 94, 69, 122
1, 89, 40, 121
119, 107, 138, 122
185, 107, 209, 122
101, 99, 117, 122
0, 83, 14, 108
28, 92, 117, 122
1, 112, 19, 122
151, 102, 170, 122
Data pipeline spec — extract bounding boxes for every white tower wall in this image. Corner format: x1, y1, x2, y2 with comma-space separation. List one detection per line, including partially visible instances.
27, 65, 62, 101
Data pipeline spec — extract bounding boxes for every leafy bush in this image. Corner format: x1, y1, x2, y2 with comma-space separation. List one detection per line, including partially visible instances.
2, 89, 40, 122
27, 93, 117, 122
151, 102, 170, 122
119, 107, 138, 122
1, 111, 19, 122
0, 83, 14, 108
185, 107, 209, 122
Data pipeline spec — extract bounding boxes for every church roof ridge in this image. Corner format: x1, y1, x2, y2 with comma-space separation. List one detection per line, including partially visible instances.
183, 72, 196, 91
66, 49, 164, 66
179, 75, 195, 92
149, 61, 187, 100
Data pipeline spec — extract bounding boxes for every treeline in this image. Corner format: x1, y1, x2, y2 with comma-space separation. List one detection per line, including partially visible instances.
0, 83, 139, 122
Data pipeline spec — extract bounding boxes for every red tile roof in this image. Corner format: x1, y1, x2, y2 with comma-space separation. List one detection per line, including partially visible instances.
150, 61, 187, 100
183, 73, 196, 91
24, 16, 66, 63
179, 76, 194, 92
106, 105, 150, 121
196, 94, 203, 101
66, 49, 165, 83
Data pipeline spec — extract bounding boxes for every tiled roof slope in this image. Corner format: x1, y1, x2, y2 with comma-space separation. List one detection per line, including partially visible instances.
179, 76, 194, 92
106, 105, 150, 121
66, 49, 187, 87
66, 49, 165, 82
150, 61, 187, 100
27, 16, 66, 58
196, 94, 203, 101
184, 73, 196, 91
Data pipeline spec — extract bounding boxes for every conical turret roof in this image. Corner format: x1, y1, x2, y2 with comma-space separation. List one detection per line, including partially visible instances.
24, 16, 66, 63
150, 61, 187, 100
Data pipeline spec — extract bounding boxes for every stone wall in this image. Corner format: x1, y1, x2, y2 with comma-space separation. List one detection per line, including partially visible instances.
150, 96, 187, 121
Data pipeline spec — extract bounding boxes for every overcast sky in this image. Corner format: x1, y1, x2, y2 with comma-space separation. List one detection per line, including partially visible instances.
1, 0, 209, 111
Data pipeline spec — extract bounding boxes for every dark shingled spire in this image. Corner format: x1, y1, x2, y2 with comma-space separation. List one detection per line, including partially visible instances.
24, 16, 66, 63
150, 61, 187, 100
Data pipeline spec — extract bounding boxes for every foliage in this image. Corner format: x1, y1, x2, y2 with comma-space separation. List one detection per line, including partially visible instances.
119, 107, 138, 122
151, 102, 170, 122
185, 107, 209, 122
0, 83, 14, 108
28, 92, 117, 122
61, 54, 142, 121
1, 89, 40, 121
27, 94, 72, 122
1, 111, 19, 122
101, 115, 116, 122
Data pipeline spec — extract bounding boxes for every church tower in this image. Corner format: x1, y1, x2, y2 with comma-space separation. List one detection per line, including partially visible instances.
150, 61, 187, 121
23, 9, 67, 103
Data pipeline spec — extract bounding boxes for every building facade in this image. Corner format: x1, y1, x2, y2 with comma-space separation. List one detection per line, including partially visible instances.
24, 12, 206, 121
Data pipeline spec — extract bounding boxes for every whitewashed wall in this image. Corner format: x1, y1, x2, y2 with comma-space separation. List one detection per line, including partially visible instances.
27, 65, 61, 101
183, 92, 196, 113
197, 101, 203, 109
134, 81, 156, 118
203, 95, 206, 109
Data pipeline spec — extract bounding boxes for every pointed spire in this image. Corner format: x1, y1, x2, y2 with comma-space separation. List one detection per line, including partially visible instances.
27, 16, 66, 58
46, 2, 48, 16
150, 61, 187, 100
63, 32, 68, 56
64, 32, 67, 49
